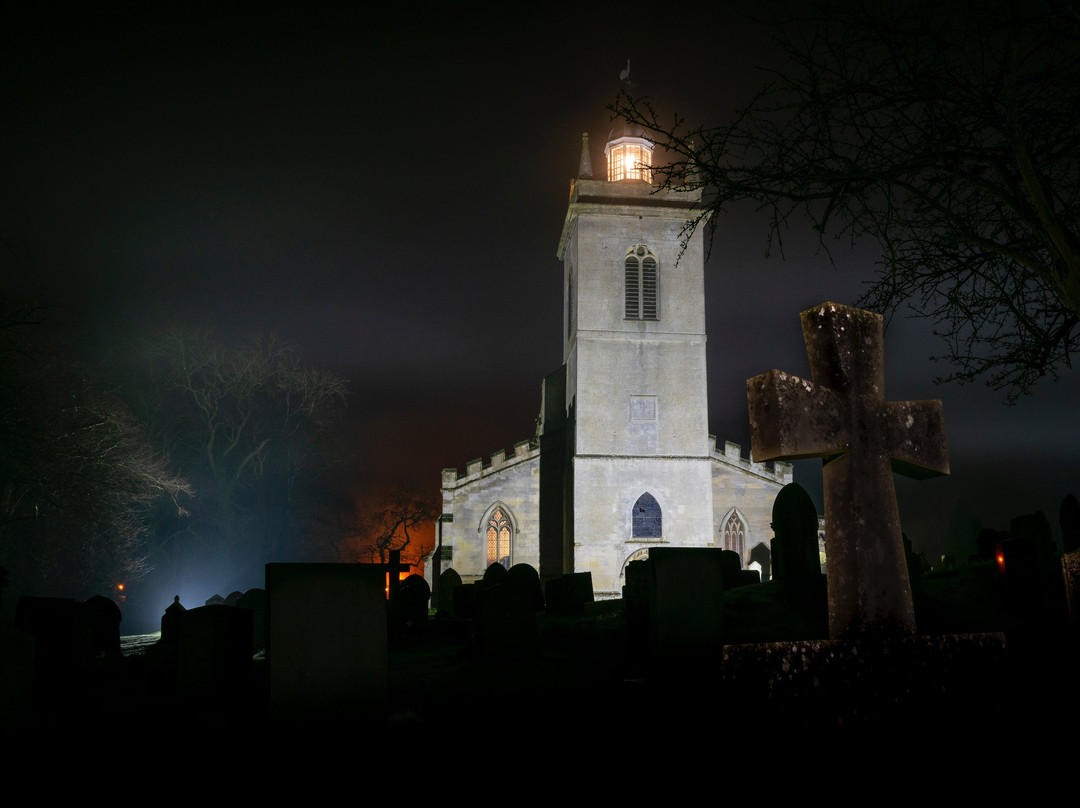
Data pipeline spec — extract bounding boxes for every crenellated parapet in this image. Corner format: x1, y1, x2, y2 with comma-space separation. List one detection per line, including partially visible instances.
709, 435, 793, 484
442, 439, 540, 489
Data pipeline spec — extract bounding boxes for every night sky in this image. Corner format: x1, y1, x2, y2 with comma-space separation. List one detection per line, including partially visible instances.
3, 4, 1078, 588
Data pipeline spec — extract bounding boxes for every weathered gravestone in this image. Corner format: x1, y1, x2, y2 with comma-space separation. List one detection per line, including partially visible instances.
1002, 511, 1065, 617
435, 567, 462, 618
504, 563, 545, 612
80, 595, 122, 659
623, 559, 651, 669
644, 547, 726, 670
771, 483, 821, 587
545, 571, 594, 616
16, 595, 124, 668
475, 563, 542, 659
176, 603, 253, 703
481, 561, 508, 587
978, 528, 1011, 561
720, 549, 759, 589
390, 573, 430, 641
747, 302, 949, 639
385, 550, 412, 604
1063, 551, 1080, 628
161, 595, 186, 644
266, 563, 387, 725
0, 617, 34, 732
236, 587, 266, 654
748, 542, 771, 582
12, 595, 125, 721
452, 581, 480, 620
1011, 511, 1057, 565
14, 597, 82, 701
728, 302, 1006, 730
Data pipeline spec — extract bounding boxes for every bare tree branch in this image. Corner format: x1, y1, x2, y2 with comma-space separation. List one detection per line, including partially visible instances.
610, 0, 1080, 401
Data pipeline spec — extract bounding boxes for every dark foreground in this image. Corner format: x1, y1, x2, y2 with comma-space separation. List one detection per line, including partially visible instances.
6, 576, 1079, 770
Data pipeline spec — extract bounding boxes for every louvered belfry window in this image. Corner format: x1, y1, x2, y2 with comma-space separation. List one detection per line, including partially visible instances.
625, 245, 658, 320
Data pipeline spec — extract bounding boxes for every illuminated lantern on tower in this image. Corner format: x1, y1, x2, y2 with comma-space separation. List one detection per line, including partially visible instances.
604, 121, 653, 182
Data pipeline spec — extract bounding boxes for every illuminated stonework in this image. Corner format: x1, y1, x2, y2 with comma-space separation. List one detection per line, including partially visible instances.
435, 122, 793, 596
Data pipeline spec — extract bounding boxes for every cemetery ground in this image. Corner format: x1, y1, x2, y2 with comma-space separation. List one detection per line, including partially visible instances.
5, 558, 1079, 767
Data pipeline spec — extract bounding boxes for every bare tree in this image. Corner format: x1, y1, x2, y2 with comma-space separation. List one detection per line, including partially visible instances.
611, 0, 1080, 401
0, 301, 191, 596
125, 329, 347, 589
352, 478, 438, 567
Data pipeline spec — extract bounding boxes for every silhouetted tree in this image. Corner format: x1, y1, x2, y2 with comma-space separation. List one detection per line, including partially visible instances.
611, 0, 1080, 401
123, 328, 347, 591
0, 300, 191, 596
352, 478, 438, 567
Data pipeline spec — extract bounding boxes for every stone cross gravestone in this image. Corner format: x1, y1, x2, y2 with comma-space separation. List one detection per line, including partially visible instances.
747, 302, 949, 639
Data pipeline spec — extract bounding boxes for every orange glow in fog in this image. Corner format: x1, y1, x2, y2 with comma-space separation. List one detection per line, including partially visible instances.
384, 571, 410, 598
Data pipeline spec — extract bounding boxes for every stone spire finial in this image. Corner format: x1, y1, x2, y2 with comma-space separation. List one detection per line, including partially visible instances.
578, 132, 593, 179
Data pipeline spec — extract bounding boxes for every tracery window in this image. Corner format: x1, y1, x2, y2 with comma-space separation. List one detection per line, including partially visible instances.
486, 506, 512, 568
625, 245, 658, 320
723, 511, 746, 559
632, 492, 662, 538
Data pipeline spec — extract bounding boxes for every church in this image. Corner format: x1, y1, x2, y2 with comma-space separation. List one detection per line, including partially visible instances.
435, 121, 792, 597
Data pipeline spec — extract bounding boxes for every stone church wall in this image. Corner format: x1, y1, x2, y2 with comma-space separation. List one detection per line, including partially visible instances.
440, 442, 541, 582
573, 454, 717, 595
711, 440, 793, 568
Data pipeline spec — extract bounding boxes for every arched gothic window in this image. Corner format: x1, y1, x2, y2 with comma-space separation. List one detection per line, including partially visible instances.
486, 506, 512, 568
632, 492, 662, 538
625, 245, 658, 320
722, 511, 746, 559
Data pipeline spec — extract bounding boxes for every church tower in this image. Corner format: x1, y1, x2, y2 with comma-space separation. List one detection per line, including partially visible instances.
437, 112, 790, 597
552, 124, 715, 593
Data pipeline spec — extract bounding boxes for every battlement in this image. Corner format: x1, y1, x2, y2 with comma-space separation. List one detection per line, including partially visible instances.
709, 435, 793, 484
442, 439, 540, 488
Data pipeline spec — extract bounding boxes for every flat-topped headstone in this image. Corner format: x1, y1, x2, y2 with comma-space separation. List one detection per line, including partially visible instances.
266, 563, 387, 724
748, 302, 949, 639
719, 549, 758, 589
545, 571, 594, 616
646, 547, 726, 668
177, 604, 253, 702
